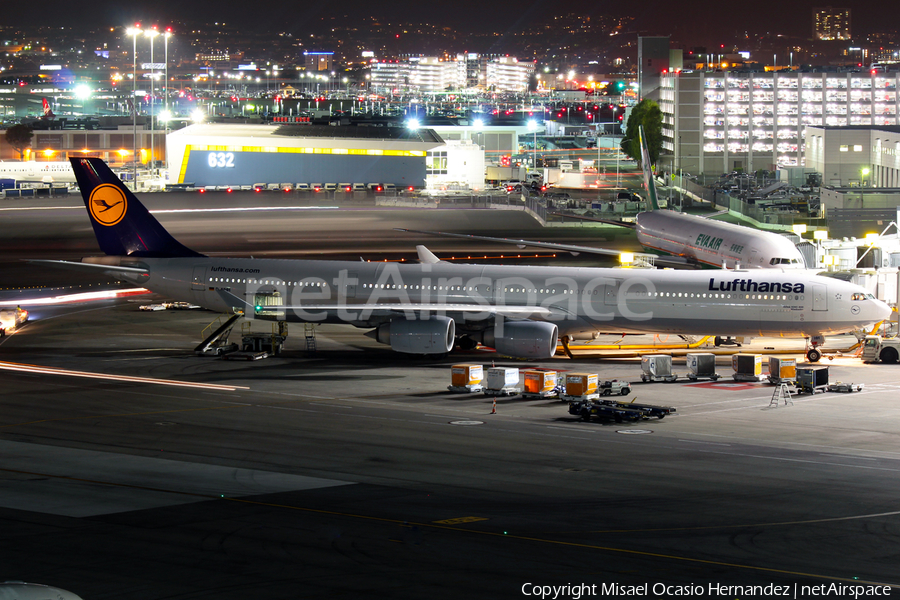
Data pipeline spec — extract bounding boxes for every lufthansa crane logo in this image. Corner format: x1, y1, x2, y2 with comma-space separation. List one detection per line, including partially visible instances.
88, 184, 127, 226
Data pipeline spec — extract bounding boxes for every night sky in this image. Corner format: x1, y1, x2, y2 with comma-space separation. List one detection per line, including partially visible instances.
3, 0, 896, 45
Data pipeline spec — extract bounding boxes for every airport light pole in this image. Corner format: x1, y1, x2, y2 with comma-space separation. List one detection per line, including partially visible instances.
527, 119, 538, 170
164, 28, 172, 116
127, 24, 142, 187
163, 27, 172, 173
617, 138, 631, 189
146, 27, 160, 174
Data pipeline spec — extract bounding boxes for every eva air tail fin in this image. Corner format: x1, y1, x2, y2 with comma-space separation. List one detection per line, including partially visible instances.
69, 157, 204, 258
638, 125, 660, 211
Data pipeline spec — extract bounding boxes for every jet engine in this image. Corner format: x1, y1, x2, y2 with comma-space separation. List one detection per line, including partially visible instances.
481, 321, 559, 359
366, 315, 455, 354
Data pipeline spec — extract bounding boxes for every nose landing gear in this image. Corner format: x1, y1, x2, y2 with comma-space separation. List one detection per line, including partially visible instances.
806, 335, 825, 362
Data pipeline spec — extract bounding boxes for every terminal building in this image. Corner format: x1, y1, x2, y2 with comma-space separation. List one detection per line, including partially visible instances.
164, 124, 444, 188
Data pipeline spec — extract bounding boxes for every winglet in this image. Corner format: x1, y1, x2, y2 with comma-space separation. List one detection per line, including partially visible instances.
638, 125, 660, 211
416, 245, 442, 264
69, 157, 204, 258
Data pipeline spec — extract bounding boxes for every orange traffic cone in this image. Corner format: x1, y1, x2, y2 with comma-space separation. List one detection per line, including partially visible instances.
491, 399, 497, 414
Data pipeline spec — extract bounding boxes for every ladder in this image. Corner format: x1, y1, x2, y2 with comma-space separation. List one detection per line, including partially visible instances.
769, 383, 794, 407
304, 323, 317, 351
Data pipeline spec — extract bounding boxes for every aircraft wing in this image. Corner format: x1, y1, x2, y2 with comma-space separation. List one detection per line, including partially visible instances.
547, 212, 636, 228
394, 228, 696, 268
395, 227, 629, 258
701, 209, 730, 219
28, 259, 149, 280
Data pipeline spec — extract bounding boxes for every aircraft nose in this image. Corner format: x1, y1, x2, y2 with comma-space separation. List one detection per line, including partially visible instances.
875, 299, 894, 322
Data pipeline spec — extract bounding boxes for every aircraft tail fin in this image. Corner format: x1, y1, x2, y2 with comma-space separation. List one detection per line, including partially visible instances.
42, 97, 55, 119
69, 157, 204, 258
638, 125, 660, 211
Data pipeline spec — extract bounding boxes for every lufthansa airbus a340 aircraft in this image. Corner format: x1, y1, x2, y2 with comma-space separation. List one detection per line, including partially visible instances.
36, 157, 891, 362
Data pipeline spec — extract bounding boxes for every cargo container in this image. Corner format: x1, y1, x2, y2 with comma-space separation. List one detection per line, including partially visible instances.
448, 364, 484, 393
686, 353, 719, 381
562, 372, 599, 400
521, 370, 558, 399
767, 357, 796, 384
732, 354, 763, 381
484, 367, 519, 396
796, 366, 829, 394
640, 355, 677, 382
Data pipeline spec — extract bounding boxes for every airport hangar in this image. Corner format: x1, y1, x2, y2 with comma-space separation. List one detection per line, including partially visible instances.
164, 123, 445, 188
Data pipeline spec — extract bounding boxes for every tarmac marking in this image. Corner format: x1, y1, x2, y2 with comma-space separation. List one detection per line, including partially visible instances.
220, 495, 899, 589
0, 360, 247, 391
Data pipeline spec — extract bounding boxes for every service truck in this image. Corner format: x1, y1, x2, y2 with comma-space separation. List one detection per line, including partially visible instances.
862, 335, 900, 363
0, 307, 28, 337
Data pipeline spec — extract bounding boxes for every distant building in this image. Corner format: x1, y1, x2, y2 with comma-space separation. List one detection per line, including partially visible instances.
813, 6, 852, 41
660, 70, 900, 175
368, 55, 534, 94
805, 125, 900, 187
304, 51, 333, 72
485, 57, 534, 93
638, 36, 671, 102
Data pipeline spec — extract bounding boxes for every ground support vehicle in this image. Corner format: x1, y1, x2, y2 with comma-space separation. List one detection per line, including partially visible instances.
862, 335, 900, 364
599, 380, 632, 395
0, 307, 27, 337
222, 351, 268, 361
568, 399, 643, 423
686, 372, 720, 381
826, 382, 864, 393
598, 399, 676, 419
640, 372, 678, 383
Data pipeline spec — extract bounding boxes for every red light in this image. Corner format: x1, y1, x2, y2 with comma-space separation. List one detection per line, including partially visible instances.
198, 188, 205, 194
283, 187, 290, 192
376, 186, 382, 192
408, 186, 414, 191
254, 187, 262, 192
226, 188, 233, 193
344, 186, 351, 191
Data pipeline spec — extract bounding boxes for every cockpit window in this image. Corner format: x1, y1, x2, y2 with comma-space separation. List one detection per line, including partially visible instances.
769, 257, 801, 265
851, 293, 867, 301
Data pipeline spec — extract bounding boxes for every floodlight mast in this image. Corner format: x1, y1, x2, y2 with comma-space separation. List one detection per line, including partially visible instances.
127, 24, 142, 186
